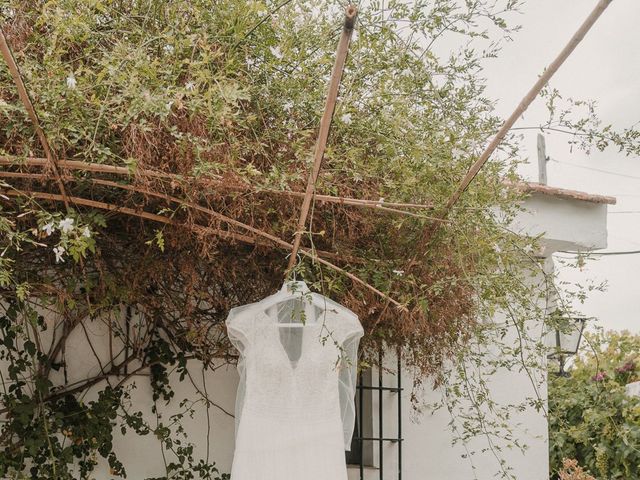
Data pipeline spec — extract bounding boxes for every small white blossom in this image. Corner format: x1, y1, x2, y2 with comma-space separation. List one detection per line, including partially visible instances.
42, 222, 55, 236
82, 227, 91, 238
340, 113, 352, 125
269, 46, 283, 59
283, 101, 293, 112
392, 269, 405, 276
59, 217, 74, 233
451, 147, 465, 158
53, 246, 66, 263
66, 74, 77, 90
185, 81, 196, 91
163, 44, 174, 54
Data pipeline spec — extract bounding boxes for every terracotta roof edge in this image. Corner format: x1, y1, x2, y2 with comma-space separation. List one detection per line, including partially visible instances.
506, 181, 617, 205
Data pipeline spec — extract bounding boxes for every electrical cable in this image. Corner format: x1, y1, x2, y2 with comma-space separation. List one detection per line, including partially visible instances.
549, 158, 640, 181
559, 249, 640, 256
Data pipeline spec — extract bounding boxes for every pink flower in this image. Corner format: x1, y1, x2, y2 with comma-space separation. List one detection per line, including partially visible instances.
615, 361, 635, 374
591, 371, 607, 382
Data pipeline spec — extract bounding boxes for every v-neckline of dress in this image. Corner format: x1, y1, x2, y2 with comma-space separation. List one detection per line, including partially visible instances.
273, 322, 320, 371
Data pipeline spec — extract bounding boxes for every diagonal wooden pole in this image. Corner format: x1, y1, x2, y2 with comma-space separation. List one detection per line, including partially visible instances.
420, 0, 614, 245
0, 27, 70, 209
286, 4, 358, 273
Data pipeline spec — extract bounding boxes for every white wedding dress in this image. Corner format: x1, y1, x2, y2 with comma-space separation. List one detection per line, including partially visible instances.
226, 281, 363, 480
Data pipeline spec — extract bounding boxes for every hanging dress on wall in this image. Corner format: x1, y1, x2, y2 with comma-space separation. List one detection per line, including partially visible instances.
226, 280, 364, 480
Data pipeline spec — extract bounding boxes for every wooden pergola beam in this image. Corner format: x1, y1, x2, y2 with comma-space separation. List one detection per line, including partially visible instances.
0, 27, 70, 208
286, 4, 358, 273
0, 186, 404, 308
0, 155, 435, 211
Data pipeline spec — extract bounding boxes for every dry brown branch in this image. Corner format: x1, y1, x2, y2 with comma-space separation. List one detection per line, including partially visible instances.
0, 170, 444, 222
1, 187, 259, 244
263, 188, 434, 210
0, 170, 361, 263
1, 187, 404, 307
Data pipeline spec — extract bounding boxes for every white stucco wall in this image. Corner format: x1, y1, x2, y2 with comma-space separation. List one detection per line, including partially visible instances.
28, 315, 549, 480
20, 261, 551, 480
510, 192, 609, 253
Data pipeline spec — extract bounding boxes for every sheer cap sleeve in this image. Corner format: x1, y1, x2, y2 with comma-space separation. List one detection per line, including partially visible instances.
226, 303, 257, 438
334, 308, 364, 451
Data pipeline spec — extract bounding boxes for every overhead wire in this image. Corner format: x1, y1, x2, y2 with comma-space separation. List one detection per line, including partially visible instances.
549, 158, 640, 181
559, 250, 640, 257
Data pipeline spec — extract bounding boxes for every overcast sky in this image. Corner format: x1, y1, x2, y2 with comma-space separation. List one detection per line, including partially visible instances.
480, 0, 640, 333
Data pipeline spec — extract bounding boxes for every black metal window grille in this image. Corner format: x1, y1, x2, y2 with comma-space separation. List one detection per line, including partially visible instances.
346, 350, 403, 479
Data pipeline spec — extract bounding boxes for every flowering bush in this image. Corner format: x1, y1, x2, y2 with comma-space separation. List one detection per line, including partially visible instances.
558, 459, 596, 480
549, 331, 640, 479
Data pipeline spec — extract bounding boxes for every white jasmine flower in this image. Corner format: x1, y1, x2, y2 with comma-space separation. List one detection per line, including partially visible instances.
42, 222, 55, 236
451, 147, 465, 158
66, 74, 77, 90
82, 226, 91, 238
269, 46, 283, 59
59, 217, 74, 233
53, 246, 66, 263
185, 81, 196, 91
340, 113, 352, 125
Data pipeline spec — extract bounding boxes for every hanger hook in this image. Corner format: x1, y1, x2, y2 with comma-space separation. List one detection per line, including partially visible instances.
284, 252, 303, 281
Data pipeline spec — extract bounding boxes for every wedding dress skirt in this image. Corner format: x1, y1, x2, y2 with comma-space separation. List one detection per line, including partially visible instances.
226, 282, 363, 480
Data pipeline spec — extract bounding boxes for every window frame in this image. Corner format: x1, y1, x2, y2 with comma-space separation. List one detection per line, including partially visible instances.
347, 350, 403, 480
